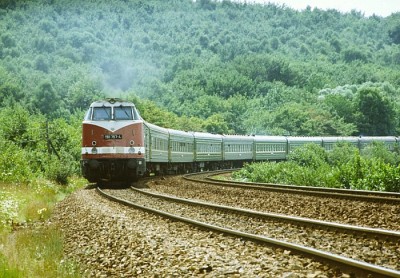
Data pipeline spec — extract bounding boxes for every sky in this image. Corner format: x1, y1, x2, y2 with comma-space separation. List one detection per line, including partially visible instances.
237, 0, 399, 17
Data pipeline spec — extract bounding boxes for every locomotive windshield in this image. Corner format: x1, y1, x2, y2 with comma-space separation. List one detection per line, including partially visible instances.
114, 106, 133, 120
92, 107, 112, 121
84, 105, 139, 121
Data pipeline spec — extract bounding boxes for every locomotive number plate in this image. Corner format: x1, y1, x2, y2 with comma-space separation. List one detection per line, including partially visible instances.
104, 134, 122, 140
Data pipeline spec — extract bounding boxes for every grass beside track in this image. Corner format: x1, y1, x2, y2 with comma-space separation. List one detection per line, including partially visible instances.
0, 177, 86, 278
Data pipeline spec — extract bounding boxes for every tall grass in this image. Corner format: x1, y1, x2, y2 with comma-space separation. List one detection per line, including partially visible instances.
0, 177, 86, 277
0, 226, 80, 278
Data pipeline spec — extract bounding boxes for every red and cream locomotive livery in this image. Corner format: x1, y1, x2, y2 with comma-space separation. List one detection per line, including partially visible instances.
81, 98, 146, 182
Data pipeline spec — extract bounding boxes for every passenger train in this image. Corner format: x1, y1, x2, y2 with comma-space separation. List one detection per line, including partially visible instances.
81, 99, 398, 183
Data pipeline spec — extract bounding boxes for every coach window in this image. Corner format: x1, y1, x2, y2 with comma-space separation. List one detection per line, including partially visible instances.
92, 107, 112, 121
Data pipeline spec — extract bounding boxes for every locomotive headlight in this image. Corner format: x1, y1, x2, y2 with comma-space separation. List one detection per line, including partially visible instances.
130, 140, 135, 146
92, 141, 97, 146
91, 147, 98, 154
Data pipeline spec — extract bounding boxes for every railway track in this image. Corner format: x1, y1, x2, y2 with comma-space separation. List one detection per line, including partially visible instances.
146, 174, 399, 231
97, 186, 400, 277
184, 171, 400, 204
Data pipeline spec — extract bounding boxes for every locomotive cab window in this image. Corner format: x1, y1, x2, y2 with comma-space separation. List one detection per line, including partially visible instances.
87, 106, 139, 121
92, 107, 112, 121
114, 106, 133, 120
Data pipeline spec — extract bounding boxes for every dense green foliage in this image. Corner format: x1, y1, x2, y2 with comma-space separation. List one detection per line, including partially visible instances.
1, 0, 400, 183
0, 105, 81, 184
233, 143, 400, 192
1, 0, 399, 134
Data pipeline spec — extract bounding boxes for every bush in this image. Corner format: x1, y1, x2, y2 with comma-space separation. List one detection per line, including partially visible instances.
334, 151, 363, 189
288, 143, 328, 168
0, 141, 33, 183
44, 154, 74, 185
327, 142, 358, 166
361, 141, 399, 165
0, 106, 81, 185
233, 161, 340, 187
234, 143, 400, 192
350, 158, 400, 192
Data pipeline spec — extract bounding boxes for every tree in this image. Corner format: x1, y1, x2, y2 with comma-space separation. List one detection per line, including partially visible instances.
323, 94, 356, 123
0, 104, 30, 146
342, 48, 368, 63
32, 80, 61, 117
1, 33, 16, 48
67, 78, 104, 111
0, 0, 400, 137
355, 87, 397, 135
198, 0, 217, 10
0, 67, 23, 105
202, 114, 230, 134
35, 55, 49, 73
272, 102, 356, 136
388, 21, 400, 44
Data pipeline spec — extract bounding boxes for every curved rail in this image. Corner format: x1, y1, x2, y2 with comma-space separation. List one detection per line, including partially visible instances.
130, 186, 400, 239
183, 171, 400, 203
97, 187, 400, 278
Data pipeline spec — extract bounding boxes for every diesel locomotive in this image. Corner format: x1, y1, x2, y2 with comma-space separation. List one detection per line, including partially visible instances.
81, 99, 146, 182
81, 98, 398, 183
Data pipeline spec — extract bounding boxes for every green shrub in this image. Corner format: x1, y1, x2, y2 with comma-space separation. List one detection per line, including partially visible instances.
234, 143, 400, 192
288, 143, 328, 168
351, 158, 400, 192
334, 151, 363, 189
0, 141, 33, 183
44, 154, 74, 185
361, 141, 399, 165
327, 142, 358, 166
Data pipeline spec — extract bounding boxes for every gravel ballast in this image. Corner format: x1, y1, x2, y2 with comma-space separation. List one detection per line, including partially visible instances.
105, 188, 400, 271
52, 188, 347, 277
146, 176, 400, 231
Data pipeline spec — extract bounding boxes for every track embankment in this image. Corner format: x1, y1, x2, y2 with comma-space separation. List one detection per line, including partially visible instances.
51, 188, 347, 277
51, 174, 399, 277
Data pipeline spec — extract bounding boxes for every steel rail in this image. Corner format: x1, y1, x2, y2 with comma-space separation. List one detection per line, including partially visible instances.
97, 187, 400, 278
183, 171, 400, 203
130, 186, 400, 238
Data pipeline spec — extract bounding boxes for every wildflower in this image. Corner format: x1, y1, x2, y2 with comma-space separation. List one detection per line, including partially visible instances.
37, 208, 47, 219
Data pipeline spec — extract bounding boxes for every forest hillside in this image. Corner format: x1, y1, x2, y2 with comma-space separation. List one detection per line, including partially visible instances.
2, 2, 400, 275
1, 0, 400, 137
